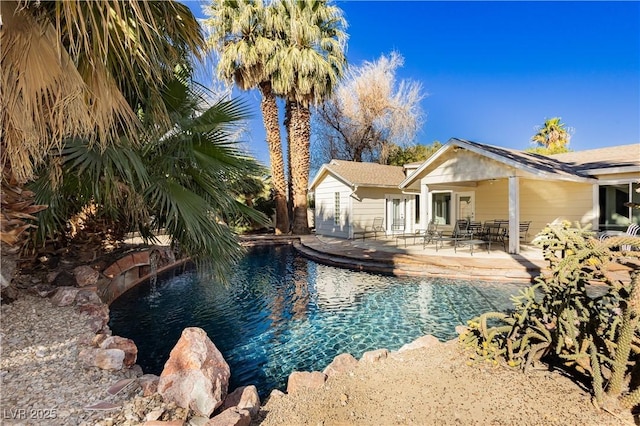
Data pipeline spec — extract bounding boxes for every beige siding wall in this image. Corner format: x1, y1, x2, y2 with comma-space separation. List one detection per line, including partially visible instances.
314, 175, 351, 238
350, 187, 389, 233
473, 178, 594, 237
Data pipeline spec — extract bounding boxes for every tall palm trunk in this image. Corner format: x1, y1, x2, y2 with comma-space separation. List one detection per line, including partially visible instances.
284, 104, 294, 225
259, 81, 289, 234
288, 100, 310, 234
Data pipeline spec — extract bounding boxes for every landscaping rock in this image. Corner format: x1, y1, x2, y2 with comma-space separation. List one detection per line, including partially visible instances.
158, 327, 230, 417
100, 335, 138, 368
50, 286, 79, 306
221, 385, 260, 417
139, 374, 160, 397
75, 288, 103, 305
52, 270, 75, 287
397, 334, 441, 353
79, 348, 125, 370
74, 265, 100, 287
205, 407, 251, 426
78, 302, 110, 333
360, 348, 389, 363
323, 353, 358, 377
286, 371, 327, 395
28, 283, 57, 298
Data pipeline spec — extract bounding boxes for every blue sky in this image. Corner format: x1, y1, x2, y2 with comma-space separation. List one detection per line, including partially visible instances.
187, 1, 640, 166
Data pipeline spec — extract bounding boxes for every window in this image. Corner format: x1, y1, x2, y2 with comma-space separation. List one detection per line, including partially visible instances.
415, 195, 420, 223
334, 192, 340, 225
599, 182, 640, 230
432, 192, 451, 225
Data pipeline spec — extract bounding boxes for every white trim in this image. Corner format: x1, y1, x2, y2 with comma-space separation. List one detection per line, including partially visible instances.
508, 176, 520, 254
583, 166, 640, 176
597, 178, 640, 185
592, 184, 599, 231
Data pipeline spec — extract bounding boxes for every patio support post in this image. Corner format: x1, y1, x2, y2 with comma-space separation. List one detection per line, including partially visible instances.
592, 184, 599, 230
508, 176, 520, 254
421, 184, 429, 231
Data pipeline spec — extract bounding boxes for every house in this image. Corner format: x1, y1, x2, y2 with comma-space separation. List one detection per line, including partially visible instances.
310, 139, 640, 253
309, 160, 415, 238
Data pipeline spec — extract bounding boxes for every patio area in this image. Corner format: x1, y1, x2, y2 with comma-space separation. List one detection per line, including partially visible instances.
297, 233, 547, 283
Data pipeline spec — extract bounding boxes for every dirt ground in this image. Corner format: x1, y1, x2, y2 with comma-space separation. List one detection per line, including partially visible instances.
252, 339, 636, 426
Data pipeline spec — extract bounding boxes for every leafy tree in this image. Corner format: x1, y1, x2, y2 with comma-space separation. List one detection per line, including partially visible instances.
386, 141, 442, 166
270, 0, 348, 234
205, 0, 290, 234
1, 0, 205, 294
31, 79, 268, 279
528, 117, 573, 154
312, 52, 425, 166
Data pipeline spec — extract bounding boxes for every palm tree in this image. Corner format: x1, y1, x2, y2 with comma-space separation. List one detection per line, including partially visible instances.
205, 0, 290, 234
31, 79, 268, 279
531, 117, 572, 152
1, 0, 206, 288
270, 0, 347, 234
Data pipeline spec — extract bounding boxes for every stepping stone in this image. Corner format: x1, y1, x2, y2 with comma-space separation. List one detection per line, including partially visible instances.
84, 401, 121, 411
106, 378, 136, 395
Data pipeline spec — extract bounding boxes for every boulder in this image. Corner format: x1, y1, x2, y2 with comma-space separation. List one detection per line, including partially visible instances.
50, 286, 79, 306
78, 303, 110, 333
286, 371, 327, 395
100, 336, 138, 368
79, 348, 125, 370
360, 348, 389, 363
221, 385, 260, 418
52, 271, 75, 287
138, 374, 160, 397
397, 334, 441, 353
28, 284, 57, 298
158, 327, 230, 417
75, 288, 103, 306
74, 265, 100, 287
205, 407, 251, 426
143, 421, 184, 426
323, 353, 358, 377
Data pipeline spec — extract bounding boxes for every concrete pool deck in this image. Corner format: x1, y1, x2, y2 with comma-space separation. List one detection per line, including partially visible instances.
295, 234, 548, 282
239, 234, 548, 282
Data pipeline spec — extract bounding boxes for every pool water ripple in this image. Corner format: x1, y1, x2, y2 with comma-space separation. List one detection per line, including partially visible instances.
109, 245, 525, 397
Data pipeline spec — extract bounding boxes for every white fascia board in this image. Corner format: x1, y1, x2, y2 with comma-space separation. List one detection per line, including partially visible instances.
399, 139, 457, 188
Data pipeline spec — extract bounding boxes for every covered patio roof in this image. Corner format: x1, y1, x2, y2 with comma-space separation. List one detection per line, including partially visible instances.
399, 138, 596, 190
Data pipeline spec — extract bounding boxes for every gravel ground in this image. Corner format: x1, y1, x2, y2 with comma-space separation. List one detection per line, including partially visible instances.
253, 340, 636, 426
1, 293, 637, 426
0, 294, 136, 426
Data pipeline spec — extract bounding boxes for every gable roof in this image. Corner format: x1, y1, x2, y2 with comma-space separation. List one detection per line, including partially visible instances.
309, 159, 406, 190
400, 138, 600, 188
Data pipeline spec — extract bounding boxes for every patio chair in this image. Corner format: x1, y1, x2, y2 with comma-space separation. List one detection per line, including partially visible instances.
519, 221, 532, 242
434, 219, 469, 251
484, 220, 506, 251
622, 223, 640, 251
354, 217, 384, 240
367, 217, 385, 240
422, 221, 440, 249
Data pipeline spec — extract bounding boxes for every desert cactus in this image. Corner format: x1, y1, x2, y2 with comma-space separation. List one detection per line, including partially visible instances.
461, 222, 640, 412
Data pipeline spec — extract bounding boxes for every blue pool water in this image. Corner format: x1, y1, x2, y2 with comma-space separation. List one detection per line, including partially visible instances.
108, 245, 524, 397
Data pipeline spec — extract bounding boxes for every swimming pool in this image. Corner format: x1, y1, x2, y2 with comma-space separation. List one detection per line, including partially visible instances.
108, 245, 524, 397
